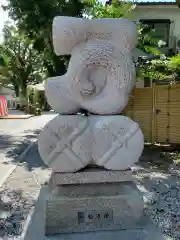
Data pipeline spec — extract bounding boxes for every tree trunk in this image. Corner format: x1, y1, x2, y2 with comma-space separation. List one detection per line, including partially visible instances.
46, 33, 68, 77
53, 54, 68, 76
19, 81, 29, 112
14, 84, 20, 97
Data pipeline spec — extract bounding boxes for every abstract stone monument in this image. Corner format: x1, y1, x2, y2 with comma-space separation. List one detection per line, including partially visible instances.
45, 17, 137, 115
38, 17, 144, 172
24, 17, 166, 240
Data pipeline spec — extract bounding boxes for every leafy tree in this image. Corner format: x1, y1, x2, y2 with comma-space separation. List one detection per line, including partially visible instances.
0, 25, 45, 106
137, 24, 160, 55
3, 0, 91, 76
0, 55, 7, 67
87, 0, 133, 19
3, 0, 162, 88
87, 0, 164, 85
136, 58, 170, 81
88, 0, 160, 56
167, 55, 180, 80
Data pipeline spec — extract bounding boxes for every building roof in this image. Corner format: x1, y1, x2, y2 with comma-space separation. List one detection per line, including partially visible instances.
105, 0, 177, 6
135, 1, 176, 5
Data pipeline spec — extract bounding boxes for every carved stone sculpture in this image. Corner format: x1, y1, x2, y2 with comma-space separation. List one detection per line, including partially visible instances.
45, 17, 137, 115
38, 115, 144, 172
38, 16, 144, 172
29, 17, 165, 239
52, 17, 137, 55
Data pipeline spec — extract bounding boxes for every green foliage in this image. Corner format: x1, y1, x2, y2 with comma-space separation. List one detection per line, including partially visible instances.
137, 55, 180, 82
4, 0, 88, 33
137, 58, 170, 81
137, 24, 160, 55
26, 87, 42, 115
168, 54, 180, 79
0, 25, 45, 100
87, 0, 160, 56
0, 55, 7, 67
4, 0, 92, 76
3, 0, 164, 83
27, 85, 50, 114
0, 55, 9, 86
87, 0, 133, 19
168, 55, 180, 69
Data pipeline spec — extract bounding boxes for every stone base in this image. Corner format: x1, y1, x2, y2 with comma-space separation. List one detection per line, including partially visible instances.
23, 186, 167, 240
45, 227, 166, 240
51, 167, 133, 186
46, 182, 143, 235
46, 169, 142, 235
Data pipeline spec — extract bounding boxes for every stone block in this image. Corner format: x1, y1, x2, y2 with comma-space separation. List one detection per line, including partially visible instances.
38, 115, 144, 173
51, 168, 133, 186
45, 182, 144, 235
53, 17, 137, 55
45, 226, 167, 240
23, 186, 167, 240
47, 17, 137, 115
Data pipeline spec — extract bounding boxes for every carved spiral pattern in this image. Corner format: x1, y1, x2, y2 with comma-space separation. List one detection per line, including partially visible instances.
67, 39, 136, 114
45, 39, 136, 115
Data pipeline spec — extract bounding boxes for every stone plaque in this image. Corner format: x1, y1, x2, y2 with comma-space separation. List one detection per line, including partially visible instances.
78, 209, 113, 224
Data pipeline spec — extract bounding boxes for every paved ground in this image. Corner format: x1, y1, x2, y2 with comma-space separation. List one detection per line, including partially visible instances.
0, 112, 57, 186
1, 143, 180, 239
0, 111, 57, 136
1, 113, 180, 239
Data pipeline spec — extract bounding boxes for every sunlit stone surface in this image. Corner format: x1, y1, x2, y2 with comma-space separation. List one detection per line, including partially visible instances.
31, 17, 163, 240
38, 115, 144, 172
45, 17, 137, 115
38, 17, 144, 172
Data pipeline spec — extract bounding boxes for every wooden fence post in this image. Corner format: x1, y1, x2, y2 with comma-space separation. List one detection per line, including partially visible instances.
151, 82, 156, 143
167, 84, 171, 143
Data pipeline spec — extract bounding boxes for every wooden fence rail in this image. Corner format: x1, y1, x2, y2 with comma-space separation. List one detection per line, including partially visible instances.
123, 84, 180, 144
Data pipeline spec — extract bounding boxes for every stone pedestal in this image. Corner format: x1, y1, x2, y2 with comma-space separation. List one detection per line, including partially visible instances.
23, 168, 167, 240
51, 167, 133, 185
45, 168, 143, 235
26, 15, 167, 240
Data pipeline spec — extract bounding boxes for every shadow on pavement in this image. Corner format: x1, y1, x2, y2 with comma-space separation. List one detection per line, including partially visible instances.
1, 129, 47, 171
21, 143, 47, 171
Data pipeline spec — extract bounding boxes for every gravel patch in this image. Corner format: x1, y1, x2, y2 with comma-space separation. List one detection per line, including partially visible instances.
0, 164, 50, 238
0, 143, 180, 239
2, 165, 180, 239
134, 165, 180, 240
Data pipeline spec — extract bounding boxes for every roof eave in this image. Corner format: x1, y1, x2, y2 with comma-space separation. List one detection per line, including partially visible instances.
136, 2, 177, 6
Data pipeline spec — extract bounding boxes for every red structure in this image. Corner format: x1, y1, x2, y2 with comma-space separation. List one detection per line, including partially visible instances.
0, 96, 8, 117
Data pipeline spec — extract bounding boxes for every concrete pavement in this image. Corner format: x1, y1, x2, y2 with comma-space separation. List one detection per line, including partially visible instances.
0, 112, 57, 187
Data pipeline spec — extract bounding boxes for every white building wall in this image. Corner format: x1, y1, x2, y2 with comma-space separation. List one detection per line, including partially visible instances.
128, 5, 180, 40
127, 5, 180, 88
